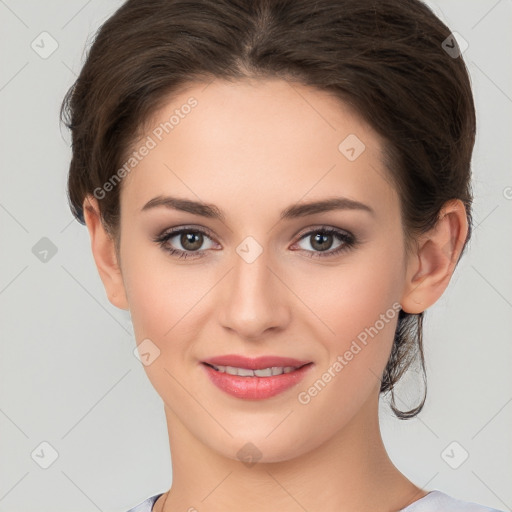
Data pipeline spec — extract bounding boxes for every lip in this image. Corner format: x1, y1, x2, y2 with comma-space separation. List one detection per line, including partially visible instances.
201, 354, 311, 370
200, 355, 314, 400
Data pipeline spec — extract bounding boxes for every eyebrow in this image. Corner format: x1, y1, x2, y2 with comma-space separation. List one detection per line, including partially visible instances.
141, 195, 375, 221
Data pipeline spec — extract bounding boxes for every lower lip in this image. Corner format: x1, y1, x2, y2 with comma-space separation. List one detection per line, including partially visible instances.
201, 363, 313, 400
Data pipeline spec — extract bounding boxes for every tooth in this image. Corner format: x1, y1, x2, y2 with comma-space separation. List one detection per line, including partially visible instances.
210, 365, 299, 376
254, 367, 273, 377
237, 367, 255, 377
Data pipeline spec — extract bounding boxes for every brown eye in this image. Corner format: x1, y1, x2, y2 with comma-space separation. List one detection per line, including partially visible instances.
153, 227, 217, 259
294, 227, 356, 258
309, 232, 335, 251
179, 231, 204, 251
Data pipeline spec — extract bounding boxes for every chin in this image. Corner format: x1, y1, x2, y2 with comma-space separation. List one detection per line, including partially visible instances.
207, 430, 314, 466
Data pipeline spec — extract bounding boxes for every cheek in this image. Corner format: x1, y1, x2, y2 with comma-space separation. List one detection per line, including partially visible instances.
121, 241, 217, 360
292, 255, 404, 436
290, 236, 405, 403
121, 248, 201, 393
126, 273, 190, 343
293, 238, 404, 342
120, 239, 182, 339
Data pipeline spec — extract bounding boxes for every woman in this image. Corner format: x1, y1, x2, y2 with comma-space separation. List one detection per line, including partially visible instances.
60, 0, 504, 511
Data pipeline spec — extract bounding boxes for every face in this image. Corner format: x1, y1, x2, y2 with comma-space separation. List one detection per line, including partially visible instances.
115, 78, 411, 462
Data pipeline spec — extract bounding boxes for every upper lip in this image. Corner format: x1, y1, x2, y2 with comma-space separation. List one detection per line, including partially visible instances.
202, 354, 312, 370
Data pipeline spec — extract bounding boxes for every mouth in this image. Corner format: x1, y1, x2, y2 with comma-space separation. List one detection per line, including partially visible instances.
200, 356, 314, 400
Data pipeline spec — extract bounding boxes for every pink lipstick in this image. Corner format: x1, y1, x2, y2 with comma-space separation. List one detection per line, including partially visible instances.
201, 354, 313, 400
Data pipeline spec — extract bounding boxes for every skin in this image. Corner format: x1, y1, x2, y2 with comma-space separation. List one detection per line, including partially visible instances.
83, 78, 467, 512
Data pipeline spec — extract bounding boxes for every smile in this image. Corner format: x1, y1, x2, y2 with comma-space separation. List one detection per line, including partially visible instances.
201, 362, 314, 399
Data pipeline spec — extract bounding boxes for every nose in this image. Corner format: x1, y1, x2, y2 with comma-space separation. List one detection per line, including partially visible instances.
217, 245, 291, 339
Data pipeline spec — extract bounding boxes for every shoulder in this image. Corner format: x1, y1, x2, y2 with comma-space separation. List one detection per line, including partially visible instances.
125, 493, 165, 512
401, 490, 505, 512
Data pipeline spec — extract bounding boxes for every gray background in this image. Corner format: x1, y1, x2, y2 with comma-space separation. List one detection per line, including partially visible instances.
0, 0, 511, 511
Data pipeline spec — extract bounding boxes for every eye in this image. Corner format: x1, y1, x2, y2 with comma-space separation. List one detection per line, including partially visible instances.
292, 227, 356, 258
153, 226, 218, 259
153, 225, 357, 260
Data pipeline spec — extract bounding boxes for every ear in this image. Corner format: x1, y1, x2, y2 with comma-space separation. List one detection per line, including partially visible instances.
400, 199, 468, 314
82, 195, 129, 310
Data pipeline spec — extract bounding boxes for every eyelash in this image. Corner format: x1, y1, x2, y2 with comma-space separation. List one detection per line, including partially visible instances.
153, 225, 357, 260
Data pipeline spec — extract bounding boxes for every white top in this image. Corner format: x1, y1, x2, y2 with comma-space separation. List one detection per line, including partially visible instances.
399, 490, 503, 511
125, 490, 504, 512
125, 492, 163, 512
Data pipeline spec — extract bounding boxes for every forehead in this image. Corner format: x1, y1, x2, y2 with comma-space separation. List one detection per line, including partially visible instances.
120, 78, 398, 223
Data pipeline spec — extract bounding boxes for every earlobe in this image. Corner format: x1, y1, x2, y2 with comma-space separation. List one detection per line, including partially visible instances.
400, 199, 468, 314
82, 195, 129, 311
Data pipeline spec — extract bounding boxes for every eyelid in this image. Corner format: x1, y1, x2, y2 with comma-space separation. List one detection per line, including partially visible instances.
293, 224, 353, 240
156, 224, 217, 241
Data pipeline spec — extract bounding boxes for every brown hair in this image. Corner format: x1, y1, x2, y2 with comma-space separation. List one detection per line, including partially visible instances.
60, 0, 476, 419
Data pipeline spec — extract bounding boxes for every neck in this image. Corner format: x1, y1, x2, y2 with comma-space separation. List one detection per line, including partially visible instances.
155, 390, 427, 512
